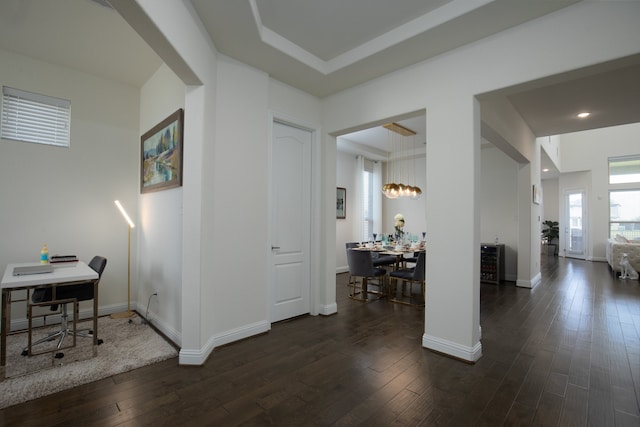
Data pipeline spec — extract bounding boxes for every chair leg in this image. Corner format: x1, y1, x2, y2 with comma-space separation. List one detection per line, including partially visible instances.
389, 280, 425, 307
349, 276, 384, 302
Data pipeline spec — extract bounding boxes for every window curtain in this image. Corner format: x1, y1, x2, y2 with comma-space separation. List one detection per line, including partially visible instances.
353, 155, 365, 241
372, 161, 382, 237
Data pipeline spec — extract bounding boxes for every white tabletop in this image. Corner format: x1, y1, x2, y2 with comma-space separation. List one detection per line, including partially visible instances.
1, 261, 98, 289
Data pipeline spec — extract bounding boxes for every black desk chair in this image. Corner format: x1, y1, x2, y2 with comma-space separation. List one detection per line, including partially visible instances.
346, 249, 387, 302
22, 256, 107, 358
389, 251, 425, 307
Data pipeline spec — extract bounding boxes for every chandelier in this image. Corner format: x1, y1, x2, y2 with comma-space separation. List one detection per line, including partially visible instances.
382, 122, 422, 199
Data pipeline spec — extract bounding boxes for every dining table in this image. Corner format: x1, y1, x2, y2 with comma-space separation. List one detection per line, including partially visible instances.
353, 243, 425, 269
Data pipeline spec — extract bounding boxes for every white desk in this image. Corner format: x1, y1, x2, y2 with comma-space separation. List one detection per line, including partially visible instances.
1, 262, 99, 379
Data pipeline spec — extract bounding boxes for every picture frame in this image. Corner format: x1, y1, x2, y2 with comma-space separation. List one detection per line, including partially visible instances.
140, 109, 184, 194
336, 187, 346, 219
533, 184, 542, 205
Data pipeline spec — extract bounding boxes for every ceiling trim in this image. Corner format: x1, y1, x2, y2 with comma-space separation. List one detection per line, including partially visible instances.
249, 0, 493, 75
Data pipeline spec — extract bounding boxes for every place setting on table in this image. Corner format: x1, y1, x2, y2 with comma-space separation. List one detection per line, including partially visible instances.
353, 232, 426, 256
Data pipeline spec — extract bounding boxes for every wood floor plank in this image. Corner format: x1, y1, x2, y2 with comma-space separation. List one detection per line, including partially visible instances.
559, 383, 589, 426
531, 391, 564, 427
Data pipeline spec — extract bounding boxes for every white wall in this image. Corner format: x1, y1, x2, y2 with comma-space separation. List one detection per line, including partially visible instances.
336, 150, 357, 273
480, 145, 518, 281
557, 122, 640, 261
138, 64, 185, 344
0, 48, 141, 323
211, 55, 270, 335
542, 179, 560, 224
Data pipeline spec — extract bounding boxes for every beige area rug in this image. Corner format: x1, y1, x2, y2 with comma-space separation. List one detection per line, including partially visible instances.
0, 315, 178, 409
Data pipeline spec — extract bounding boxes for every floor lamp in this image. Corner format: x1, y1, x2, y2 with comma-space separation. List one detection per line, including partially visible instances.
111, 200, 135, 319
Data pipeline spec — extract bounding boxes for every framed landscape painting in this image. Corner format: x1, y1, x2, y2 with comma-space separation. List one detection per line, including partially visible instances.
140, 109, 184, 193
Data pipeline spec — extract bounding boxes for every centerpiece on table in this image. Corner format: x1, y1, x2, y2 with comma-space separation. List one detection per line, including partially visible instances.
394, 213, 405, 245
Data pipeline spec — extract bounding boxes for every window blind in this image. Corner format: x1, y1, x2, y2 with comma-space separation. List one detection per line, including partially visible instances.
1, 86, 71, 147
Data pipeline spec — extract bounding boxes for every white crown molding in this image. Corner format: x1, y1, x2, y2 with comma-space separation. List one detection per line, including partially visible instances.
249, 0, 493, 75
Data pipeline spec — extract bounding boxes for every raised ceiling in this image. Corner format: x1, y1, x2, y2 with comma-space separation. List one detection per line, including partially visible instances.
191, 0, 583, 97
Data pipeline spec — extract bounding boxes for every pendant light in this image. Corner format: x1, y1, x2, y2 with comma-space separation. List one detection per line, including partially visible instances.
382, 122, 422, 199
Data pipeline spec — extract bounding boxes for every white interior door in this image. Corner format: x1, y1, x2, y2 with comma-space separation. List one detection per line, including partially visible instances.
564, 189, 586, 259
270, 121, 311, 323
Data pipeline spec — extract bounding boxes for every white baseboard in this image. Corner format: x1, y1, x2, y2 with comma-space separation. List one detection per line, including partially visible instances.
516, 272, 541, 289
319, 302, 337, 316
144, 311, 181, 347
179, 320, 270, 366
422, 333, 482, 362
336, 266, 349, 274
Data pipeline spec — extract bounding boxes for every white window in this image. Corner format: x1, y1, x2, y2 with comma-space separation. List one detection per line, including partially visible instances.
1, 86, 71, 147
362, 169, 374, 240
610, 190, 640, 240
609, 155, 640, 184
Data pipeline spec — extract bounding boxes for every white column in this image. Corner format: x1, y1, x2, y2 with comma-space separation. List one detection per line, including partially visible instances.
423, 95, 482, 362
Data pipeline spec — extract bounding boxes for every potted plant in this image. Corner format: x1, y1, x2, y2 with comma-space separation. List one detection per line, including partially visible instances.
542, 220, 559, 255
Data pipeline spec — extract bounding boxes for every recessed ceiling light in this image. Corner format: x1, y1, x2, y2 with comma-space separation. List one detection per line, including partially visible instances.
577, 112, 590, 118
543, 168, 549, 172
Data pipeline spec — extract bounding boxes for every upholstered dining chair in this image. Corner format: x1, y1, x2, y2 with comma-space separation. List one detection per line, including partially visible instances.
346, 248, 387, 302
389, 251, 425, 307
22, 256, 107, 358
345, 242, 360, 284
371, 251, 397, 269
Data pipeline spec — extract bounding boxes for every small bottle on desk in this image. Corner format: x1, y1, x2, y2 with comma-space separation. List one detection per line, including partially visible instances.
40, 244, 49, 264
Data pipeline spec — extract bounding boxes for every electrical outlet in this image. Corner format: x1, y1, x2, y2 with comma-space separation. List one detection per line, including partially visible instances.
153, 290, 158, 296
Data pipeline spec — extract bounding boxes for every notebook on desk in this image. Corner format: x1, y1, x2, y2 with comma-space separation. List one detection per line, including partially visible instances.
13, 265, 54, 276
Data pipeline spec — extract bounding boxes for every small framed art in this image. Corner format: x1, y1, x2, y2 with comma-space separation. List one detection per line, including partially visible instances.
336, 187, 346, 219
533, 184, 542, 205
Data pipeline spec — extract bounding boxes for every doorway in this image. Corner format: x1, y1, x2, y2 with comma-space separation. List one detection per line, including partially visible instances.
564, 189, 586, 259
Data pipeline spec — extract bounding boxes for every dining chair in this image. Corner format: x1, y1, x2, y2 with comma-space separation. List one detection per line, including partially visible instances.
371, 251, 397, 269
345, 242, 360, 284
402, 250, 424, 268
346, 248, 387, 302
389, 251, 425, 307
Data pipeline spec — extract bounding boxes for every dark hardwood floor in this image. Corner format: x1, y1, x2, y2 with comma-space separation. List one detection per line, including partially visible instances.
1, 256, 639, 426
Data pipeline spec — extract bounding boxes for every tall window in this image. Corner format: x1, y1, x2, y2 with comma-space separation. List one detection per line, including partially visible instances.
362, 169, 373, 240
609, 156, 640, 240
1, 86, 71, 147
